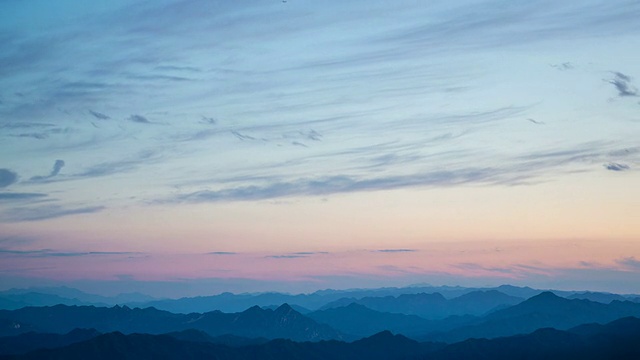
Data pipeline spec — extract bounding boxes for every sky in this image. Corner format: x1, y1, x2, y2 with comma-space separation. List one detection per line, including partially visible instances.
0, 0, 639, 297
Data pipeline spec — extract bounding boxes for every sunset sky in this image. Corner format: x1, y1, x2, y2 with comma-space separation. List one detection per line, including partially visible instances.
1, 0, 639, 297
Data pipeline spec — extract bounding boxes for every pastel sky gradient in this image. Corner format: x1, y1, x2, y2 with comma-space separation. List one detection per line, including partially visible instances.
1, 0, 639, 297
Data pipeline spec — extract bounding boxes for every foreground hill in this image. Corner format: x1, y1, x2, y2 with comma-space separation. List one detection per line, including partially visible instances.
427, 316, 640, 360
3, 318, 640, 360
0, 304, 341, 342
0, 330, 437, 360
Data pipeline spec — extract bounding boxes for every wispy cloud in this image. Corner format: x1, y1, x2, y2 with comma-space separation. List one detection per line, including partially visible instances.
608, 72, 638, 97
128, 114, 151, 124
2, 205, 106, 222
165, 155, 593, 203
616, 257, 640, 270
604, 162, 630, 171
207, 251, 237, 255
0, 169, 18, 188
0, 248, 140, 258
526, 118, 545, 125
30, 160, 65, 182
266, 255, 307, 259
231, 130, 259, 141
0, 193, 48, 201
74, 150, 160, 178
265, 251, 329, 259
200, 116, 217, 125
89, 110, 110, 120
375, 249, 417, 253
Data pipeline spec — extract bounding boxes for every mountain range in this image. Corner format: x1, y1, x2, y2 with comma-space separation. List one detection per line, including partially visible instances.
0, 303, 341, 341
2, 317, 640, 360
3, 285, 637, 313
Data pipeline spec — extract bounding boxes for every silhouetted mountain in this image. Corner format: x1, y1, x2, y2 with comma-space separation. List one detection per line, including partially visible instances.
1, 330, 440, 360
163, 329, 268, 347
0, 304, 342, 341
427, 291, 640, 342
0, 328, 101, 355
5, 318, 640, 360
428, 316, 640, 360
321, 290, 523, 319
0, 319, 38, 337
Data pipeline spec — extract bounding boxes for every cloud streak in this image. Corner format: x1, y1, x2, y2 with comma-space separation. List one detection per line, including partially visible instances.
608, 72, 638, 97
375, 249, 417, 253
0, 193, 48, 201
2, 205, 106, 222
30, 160, 65, 181
604, 162, 630, 171
0, 248, 140, 258
0, 169, 18, 188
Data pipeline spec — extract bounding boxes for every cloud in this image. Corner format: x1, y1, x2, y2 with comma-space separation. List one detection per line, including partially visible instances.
604, 162, 630, 171
526, 118, 545, 125
608, 72, 638, 97
0, 193, 48, 201
74, 151, 159, 178
0, 169, 18, 188
30, 160, 65, 181
207, 251, 237, 255
128, 114, 151, 123
375, 249, 417, 253
265, 252, 328, 259
200, 116, 217, 125
616, 257, 640, 270
89, 110, 110, 120
50, 160, 65, 176
3, 205, 106, 222
231, 130, 258, 141
165, 167, 521, 204
13, 133, 49, 140
550, 62, 574, 71
266, 255, 307, 259
0, 248, 139, 258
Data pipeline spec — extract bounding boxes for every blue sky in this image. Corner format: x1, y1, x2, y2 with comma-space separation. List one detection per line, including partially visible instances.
0, 0, 639, 296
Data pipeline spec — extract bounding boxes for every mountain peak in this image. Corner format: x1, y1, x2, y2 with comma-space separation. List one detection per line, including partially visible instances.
276, 303, 293, 311
531, 291, 561, 301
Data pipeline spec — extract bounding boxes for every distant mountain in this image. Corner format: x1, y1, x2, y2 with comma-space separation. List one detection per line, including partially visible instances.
0, 328, 101, 355
125, 285, 548, 313
0, 287, 158, 310
567, 291, 629, 303
321, 290, 523, 319
127, 288, 461, 314
0, 292, 105, 310
0, 304, 342, 341
428, 291, 640, 342
5, 318, 640, 360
